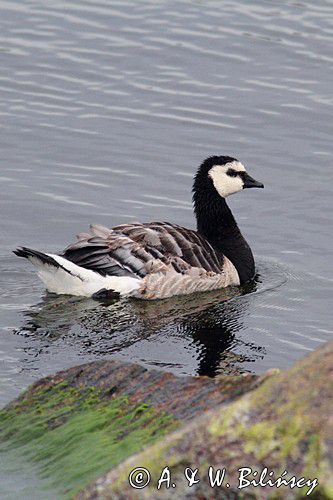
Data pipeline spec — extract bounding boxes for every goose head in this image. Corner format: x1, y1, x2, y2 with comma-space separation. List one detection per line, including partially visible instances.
193, 155, 264, 199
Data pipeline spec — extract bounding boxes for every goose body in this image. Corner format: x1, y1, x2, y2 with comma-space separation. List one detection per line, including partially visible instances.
14, 156, 263, 300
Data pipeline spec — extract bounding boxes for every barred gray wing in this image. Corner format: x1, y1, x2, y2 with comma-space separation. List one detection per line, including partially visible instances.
62, 222, 223, 278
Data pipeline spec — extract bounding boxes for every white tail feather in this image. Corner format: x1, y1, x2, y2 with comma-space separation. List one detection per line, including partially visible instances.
29, 253, 141, 297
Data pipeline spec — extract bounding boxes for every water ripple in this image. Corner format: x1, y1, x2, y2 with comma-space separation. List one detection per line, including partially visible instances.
0, 0, 332, 406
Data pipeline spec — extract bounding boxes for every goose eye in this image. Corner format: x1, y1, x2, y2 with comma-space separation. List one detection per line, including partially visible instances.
228, 170, 238, 177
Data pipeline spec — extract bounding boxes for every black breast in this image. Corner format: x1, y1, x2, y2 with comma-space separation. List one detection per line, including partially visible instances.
214, 233, 255, 284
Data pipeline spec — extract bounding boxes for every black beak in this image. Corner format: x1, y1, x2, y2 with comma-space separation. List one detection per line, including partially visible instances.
243, 172, 264, 189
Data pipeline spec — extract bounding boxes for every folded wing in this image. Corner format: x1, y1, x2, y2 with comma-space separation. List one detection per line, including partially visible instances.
62, 222, 223, 278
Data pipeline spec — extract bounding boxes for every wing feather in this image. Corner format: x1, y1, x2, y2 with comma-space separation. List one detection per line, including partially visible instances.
62, 221, 223, 279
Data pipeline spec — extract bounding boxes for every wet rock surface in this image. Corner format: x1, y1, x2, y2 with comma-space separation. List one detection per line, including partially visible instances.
0, 358, 267, 498
78, 341, 333, 500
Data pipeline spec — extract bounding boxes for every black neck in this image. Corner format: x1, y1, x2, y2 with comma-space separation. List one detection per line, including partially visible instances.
194, 187, 239, 240
193, 183, 255, 284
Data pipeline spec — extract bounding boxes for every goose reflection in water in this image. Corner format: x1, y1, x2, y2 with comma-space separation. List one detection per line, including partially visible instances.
16, 275, 264, 378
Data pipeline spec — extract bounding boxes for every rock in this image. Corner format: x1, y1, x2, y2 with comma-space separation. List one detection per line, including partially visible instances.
78, 341, 333, 499
0, 358, 266, 498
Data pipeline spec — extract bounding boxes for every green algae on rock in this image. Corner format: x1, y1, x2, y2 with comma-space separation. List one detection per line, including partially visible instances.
79, 341, 333, 499
0, 382, 175, 499
0, 358, 262, 498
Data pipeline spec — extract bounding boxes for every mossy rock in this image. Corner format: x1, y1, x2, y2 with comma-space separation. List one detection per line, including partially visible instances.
78, 341, 333, 499
0, 358, 263, 498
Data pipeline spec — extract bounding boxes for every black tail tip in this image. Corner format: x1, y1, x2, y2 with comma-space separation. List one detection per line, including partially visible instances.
13, 246, 45, 261
13, 247, 64, 270
13, 247, 29, 258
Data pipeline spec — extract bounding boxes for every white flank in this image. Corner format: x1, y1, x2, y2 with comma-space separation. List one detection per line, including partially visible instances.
28, 253, 141, 297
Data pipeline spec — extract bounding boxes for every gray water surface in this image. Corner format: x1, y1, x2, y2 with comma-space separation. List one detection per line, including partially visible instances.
1, 0, 333, 413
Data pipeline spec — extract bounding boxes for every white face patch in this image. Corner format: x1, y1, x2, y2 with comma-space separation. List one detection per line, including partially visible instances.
208, 161, 246, 198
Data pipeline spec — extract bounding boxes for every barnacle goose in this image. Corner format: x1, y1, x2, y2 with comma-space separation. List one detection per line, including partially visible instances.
14, 156, 263, 300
